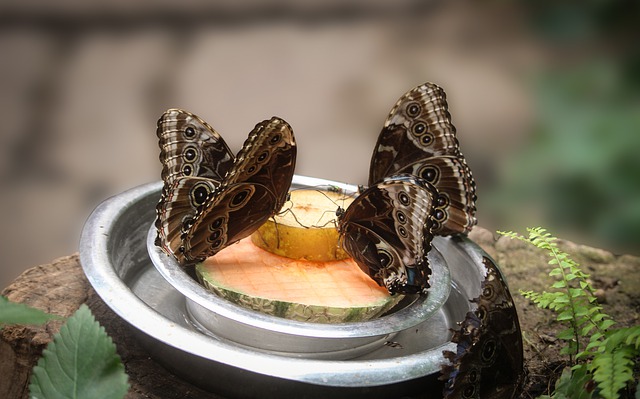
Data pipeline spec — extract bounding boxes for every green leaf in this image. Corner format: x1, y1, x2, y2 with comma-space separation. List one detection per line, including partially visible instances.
549, 267, 562, 276
592, 348, 634, 399
581, 324, 596, 336
0, 296, 60, 328
557, 310, 574, 321
569, 288, 585, 299
29, 304, 129, 399
600, 319, 616, 331
554, 366, 594, 399
558, 328, 577, 341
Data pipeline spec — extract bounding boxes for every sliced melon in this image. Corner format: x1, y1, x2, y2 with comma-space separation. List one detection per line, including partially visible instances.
196, 188, 402, 323
251, 189, 354, 262
196, 238, 401, 323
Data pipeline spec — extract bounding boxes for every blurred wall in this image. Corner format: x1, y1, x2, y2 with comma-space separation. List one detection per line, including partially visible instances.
1, 1, 637, 288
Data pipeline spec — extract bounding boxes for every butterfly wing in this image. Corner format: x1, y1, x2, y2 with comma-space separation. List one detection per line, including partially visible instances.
155, 109, 236, 260
338, 175, 437, 295
368, 82, 477, 235
181, 117, 297, 263
397, 156, 477, 235
440, 256, 524, 399
155, 177, 219, 260
157, 108, 235, 184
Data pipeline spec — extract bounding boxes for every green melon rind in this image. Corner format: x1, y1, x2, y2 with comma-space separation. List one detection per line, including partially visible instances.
195, 264, 402, 324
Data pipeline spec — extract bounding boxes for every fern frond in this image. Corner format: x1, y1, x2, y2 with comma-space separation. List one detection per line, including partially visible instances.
499, 228, 614, 361
501, 227, 638, 398
606, 325, 640, 350
553, 365, 594, 399
591, 346, 635, 399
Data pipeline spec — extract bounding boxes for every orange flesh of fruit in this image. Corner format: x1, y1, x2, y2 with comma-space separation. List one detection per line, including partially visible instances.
199, 237, 391, 307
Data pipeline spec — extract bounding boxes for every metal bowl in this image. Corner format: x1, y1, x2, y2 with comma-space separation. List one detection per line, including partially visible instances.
80, 176, 488, 398
147, 175, 452, 359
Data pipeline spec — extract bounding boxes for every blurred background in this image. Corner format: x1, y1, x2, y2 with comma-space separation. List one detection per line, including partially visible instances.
1, 0, 638, 288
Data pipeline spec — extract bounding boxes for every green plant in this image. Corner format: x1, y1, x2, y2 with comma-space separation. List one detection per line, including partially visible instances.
499, 227, 639, 399
0, 296, 129, 399
0, 296, 61, 328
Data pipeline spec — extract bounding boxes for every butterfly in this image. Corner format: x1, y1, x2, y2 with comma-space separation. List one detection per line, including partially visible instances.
155, 109, 297, 265
439, 256, 525, 398
337, 174, 438, 295
368, 82, 477, 235
337, 82, 477, 294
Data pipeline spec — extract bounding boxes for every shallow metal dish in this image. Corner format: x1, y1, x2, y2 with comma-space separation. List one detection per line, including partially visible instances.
80, 176, 488, 398
147, 176, 452, 359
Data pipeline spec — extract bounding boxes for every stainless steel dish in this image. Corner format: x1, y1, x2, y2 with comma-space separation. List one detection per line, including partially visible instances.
80, 176, 488, 398
147, 176, 452, 360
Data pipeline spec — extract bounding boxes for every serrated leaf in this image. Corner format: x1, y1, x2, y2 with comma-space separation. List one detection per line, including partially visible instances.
552, 280, 567, 289
558, 328, 577, 341
557, 310, 574, 321
0, 296, 60, 328
592, 349, 634, 399
600, 319, 616, 331
29, 304, 129, 399
581, 324, 596, 336
554, 366, 594, 399
549, 267, 562, 276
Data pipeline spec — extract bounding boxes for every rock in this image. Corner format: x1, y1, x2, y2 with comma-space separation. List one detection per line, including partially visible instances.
0, 254, 218, 399
468, 226, 496, 247
0, 254, 88, 399
594, 289, 607, 304
495, 234, 528, 251
576, 245, 615, 264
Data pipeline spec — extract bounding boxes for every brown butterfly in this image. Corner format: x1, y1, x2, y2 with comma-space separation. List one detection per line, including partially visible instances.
368, 82, 477, 235
338, 82, 477, 294
155, 109, 296, 265
337, 174, 438, 295
439, 256, 525, 398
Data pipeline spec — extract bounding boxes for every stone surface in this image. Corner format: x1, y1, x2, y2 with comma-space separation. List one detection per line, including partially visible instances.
0, 254, 218, 399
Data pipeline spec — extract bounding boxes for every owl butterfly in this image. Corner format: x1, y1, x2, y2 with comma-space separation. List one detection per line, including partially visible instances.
155, 109, 296, 265
337, 174, 438, 295
439, 256, 525, 399
368, 82, 477, 236
337, 83, 477, 294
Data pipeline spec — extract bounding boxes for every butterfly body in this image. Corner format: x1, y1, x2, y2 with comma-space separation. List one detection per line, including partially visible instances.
155, 110, 296, 265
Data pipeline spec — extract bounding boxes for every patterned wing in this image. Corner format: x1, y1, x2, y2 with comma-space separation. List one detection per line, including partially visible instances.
180, 117, 297, 264
157, 108, 235, 184
368, 82, 477, 235
440, 256, 525, 399
398, 156, 477, 235
337, 175, 437, 295
155, 109, 235, 259
155, 177, 218, 259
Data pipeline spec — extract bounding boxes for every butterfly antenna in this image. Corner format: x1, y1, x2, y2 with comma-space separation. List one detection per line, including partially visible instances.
313, 188, 351, 229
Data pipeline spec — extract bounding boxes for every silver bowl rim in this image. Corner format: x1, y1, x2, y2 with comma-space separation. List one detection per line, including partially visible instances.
79, 178, 464, 387
147, 175, 452, 339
